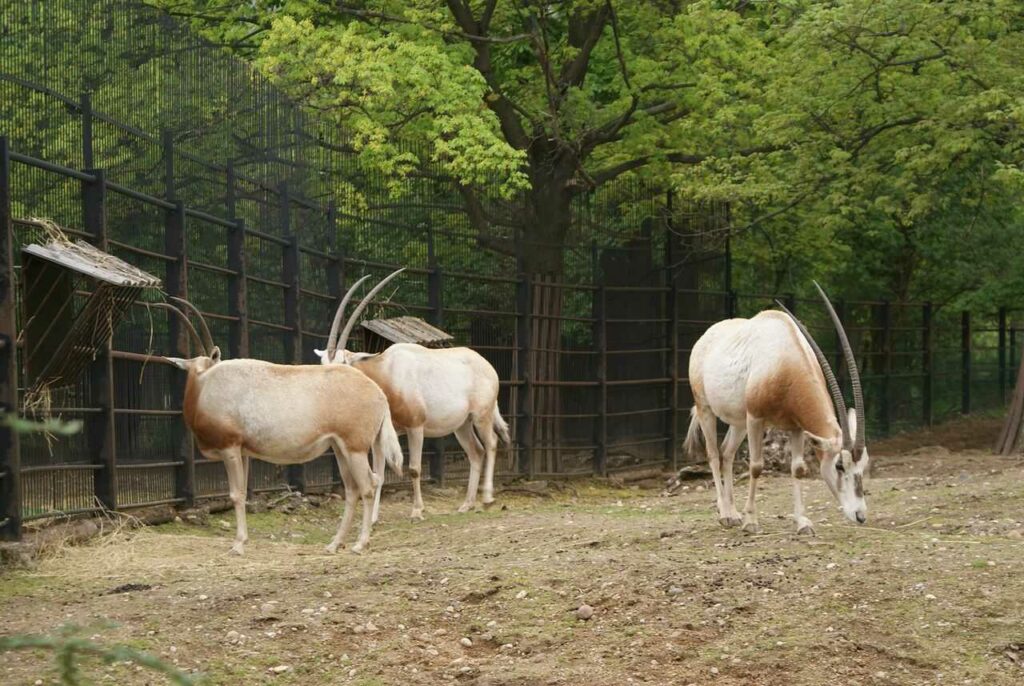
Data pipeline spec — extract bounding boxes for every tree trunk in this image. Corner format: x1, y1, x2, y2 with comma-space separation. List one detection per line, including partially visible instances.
515, 153, 574, 474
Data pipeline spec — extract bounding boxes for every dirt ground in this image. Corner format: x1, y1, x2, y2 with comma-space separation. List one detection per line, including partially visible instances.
2, 417, 1023, 686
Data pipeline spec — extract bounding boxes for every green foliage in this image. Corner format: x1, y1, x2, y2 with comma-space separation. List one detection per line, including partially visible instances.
0, 624, 197, 685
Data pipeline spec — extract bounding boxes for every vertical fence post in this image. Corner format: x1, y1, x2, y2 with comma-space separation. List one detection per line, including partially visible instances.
962, 310, 971, 415
999, 306, 1008, 404
665, 236, 679, 471
81, 92, 94, 170
594, 283, 607, 476
165, 201, 194, 506
280, 185, 306, 492
162, 131, 195, 507
83, 168, 117, 510
922, 302, 933, 426
0, 137, 21, 540
833, 299, 847, 386
727, 290, 738, 319
515, 273, 533, 477
324, 203, 343, 490
426, 225, 446, 485
880, 301, 892, 435
226, 164, 249, 356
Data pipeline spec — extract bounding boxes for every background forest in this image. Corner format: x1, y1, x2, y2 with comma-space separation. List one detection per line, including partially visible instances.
152, 0, 1024, 311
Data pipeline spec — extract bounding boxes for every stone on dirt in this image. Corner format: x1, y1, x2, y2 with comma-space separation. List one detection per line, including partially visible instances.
576, 604, 594, 620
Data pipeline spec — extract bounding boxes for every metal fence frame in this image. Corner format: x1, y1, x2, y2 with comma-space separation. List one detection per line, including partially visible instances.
0, 0, 1013, 540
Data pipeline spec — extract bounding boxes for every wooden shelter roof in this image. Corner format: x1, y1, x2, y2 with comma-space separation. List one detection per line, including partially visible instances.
361, 316, 453, 346
23, 240, 163, 288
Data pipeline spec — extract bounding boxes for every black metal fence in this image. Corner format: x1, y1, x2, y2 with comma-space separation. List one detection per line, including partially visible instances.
0, 0, 1012, 540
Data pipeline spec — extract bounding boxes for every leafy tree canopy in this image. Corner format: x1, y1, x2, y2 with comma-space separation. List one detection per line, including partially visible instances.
155, 0, 1024, 311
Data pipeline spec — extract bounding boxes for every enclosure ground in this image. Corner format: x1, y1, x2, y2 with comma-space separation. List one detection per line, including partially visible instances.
2, 423, 1023, 685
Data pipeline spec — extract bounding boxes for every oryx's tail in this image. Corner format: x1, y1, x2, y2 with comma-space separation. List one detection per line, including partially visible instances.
683, 406, 705, 461
373, 406, 403, 477
493, 405, 511, 445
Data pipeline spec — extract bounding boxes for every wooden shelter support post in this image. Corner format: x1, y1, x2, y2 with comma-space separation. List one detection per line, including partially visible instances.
0, 137, 21, 540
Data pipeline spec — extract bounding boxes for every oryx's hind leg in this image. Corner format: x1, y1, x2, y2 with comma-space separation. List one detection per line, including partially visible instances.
349, 450, 378, 553
407, 426, 426, 521
742, 416, 766, 534
370, 441, 384, 524
472, 411, 499, 508
694, 406, 733, 526
454, 420, 484, 513
720, 425, 747, 526
789, 431, 815, 535
326, 448, 358, 554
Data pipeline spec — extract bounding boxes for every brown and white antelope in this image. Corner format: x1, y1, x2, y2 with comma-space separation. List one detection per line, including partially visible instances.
685, 283, 868, 534
160, 298, 403, 555
314, 270, 510, 521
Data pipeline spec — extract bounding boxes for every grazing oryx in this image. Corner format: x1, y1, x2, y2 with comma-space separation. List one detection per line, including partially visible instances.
685, 283, 869, 534
314, 269, 510, 521
159, 297, 403, 555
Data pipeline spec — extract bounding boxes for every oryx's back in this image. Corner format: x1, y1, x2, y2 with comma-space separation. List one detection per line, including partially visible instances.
690, 311, 837, 436
186, 359, 386, 457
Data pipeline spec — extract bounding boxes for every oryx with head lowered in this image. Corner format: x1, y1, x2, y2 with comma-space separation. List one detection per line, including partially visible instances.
685, 283, 869, 534
314, 269, 510, 521
159, 298, 402, 555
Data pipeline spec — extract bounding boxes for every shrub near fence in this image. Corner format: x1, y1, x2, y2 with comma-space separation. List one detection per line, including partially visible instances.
0, 1, 1012, 541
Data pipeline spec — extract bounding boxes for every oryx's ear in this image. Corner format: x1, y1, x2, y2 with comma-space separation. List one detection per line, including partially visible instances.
165, 357, 191, 370
847, 407, 857, 445
313, 348, 326, 359
806, 431, 841, 454
210, 346, 222, 363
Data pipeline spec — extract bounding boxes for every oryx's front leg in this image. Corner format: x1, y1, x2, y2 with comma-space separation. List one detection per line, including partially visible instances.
742, 416, 765, 534
407, 426, 425, 521
789, 431, 815, 535
217, 447, 248, 555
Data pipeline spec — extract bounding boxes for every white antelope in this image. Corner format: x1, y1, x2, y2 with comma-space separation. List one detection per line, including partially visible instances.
159, 298, 403, 555
685, 283, 869, 534
314, 269, 510, 521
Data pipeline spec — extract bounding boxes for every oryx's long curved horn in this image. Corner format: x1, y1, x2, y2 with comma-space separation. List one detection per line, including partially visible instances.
152, 303, 207, 356
812, 281, 865, 457
776, 300, 851, 449
335, 268, 406, 354
169, 297, 216, 355
325, 274, 372, 359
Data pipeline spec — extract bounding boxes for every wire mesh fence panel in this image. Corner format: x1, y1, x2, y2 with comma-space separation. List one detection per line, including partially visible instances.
0, 0, 1012, 536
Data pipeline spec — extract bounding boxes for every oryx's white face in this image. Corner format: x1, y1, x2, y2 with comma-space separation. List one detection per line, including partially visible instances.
819, 410, 869, 524
167, 346, 222, 373
314, 348, 352, 365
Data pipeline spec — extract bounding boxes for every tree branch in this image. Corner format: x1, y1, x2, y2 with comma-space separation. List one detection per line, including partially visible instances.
336, 2, 530, 44
444, 0, 535, 149
590, 145, 781, 185
558, 3, 612, 91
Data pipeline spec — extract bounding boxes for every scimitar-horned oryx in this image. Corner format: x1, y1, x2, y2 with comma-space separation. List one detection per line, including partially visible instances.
685, 283, 869, 534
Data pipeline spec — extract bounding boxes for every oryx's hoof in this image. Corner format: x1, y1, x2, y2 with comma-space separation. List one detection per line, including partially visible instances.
796, 519, 816, 536
742, 520, 762, 535
350, 542, 366, 555
410, 508, 425, 521
457, 502, 474, 514
482, 498, 496, 510
230, 542, 246, 556
325, 542, 341, 554
718, 516, 742, 528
